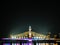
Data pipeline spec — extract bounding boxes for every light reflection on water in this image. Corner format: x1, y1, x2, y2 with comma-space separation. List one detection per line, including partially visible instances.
3, 43, 56, 45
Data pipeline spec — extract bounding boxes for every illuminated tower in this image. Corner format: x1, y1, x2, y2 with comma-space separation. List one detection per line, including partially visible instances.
29, 26, 32, 38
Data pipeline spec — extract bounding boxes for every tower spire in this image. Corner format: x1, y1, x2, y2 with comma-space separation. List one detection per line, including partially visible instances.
29, 26, 32, 38
29, 26, 32, 31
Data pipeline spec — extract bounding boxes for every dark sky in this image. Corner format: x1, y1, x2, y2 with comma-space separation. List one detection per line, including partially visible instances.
1, 1, 60, 38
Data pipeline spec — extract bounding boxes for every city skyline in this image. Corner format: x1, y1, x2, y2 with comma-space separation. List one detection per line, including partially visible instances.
1, 1, 59, 38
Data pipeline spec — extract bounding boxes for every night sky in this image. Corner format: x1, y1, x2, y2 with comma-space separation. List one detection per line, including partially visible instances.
1, 1, 60, 38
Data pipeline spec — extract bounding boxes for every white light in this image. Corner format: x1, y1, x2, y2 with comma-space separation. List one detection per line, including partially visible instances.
24, 37, 25, 39
12, 43, 16, 45
36, 37, 38, 39
29, 39, 32, 41
11, 36, 16, 39
22, 37, 23, 39
29, 26, 32, 31
40, 37, 42, 39
39, 37, 40, 39
29, 43, 32, 45
34, 37, 36, 39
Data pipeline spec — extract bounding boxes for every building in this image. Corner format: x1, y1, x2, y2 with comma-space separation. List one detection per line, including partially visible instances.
10, 26, 46, 40
1, 26, 60, 45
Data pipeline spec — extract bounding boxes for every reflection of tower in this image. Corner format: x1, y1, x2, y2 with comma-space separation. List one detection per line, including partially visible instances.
29, 26, 32, 38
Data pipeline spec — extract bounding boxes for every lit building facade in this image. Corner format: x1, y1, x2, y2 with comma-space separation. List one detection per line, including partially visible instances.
10, 26, 46, 40
1, 26, 60, 45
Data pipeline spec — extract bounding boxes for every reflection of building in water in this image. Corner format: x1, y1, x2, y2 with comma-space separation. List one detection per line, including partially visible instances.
8, 26, 60, 45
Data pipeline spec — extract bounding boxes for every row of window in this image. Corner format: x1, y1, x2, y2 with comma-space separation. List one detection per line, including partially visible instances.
11, 36, 46, 40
